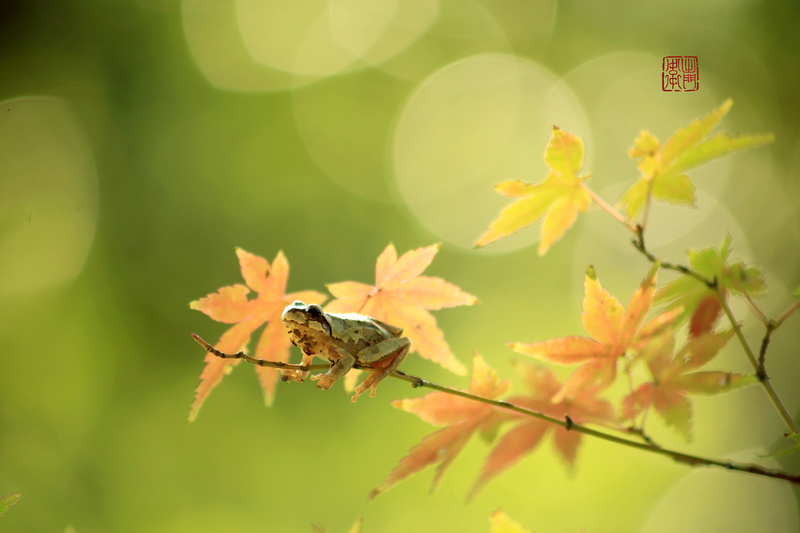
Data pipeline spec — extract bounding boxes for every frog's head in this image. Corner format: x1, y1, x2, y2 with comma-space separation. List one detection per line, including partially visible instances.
281, 300, 332, 336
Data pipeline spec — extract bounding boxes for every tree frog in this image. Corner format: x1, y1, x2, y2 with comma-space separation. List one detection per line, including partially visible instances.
281, 301, 411, 401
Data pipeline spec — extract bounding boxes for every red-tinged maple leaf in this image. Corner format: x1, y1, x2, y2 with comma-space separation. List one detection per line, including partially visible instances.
509, 264, 681, 401
621, 99, 773, 220
622, 329, 756, 441
474, 126, 592, 254
469, 362, 616, 499
325, 243, 477, 375
369, 353, 509, 499
189, 248, 326, 421
688, 294, 722, 338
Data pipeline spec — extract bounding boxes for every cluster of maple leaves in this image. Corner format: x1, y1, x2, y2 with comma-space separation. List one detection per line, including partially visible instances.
190, 100, 773, 499
189, 243, 476, 421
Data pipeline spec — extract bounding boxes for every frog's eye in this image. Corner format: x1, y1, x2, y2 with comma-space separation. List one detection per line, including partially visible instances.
292, 300, 305, 307
306, 305, 322, 319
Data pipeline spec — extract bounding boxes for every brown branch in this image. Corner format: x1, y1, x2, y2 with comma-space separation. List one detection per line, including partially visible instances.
631, 227, 709, 284
192, 334, 800, 486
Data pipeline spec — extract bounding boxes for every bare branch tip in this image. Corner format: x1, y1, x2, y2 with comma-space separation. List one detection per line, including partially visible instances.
191, 333, 212, 351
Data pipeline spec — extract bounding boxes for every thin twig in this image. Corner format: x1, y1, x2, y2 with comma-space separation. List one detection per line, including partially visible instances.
757, 323, 774, 382
713, 292, 800, 435
742, 291, 769, 328
191, 333, 331, 373
753, 300, 799, 401
192, 334, 800, 485
631, 227, 709, 284
775, 301, 800, 329
626, 426, 660, 448
580, 183, 638, 234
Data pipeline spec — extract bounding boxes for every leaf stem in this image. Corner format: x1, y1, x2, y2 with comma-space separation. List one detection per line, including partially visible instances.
622, 353, 638, 426
580, 183, 638, 234
640, 178, 655, 232
192, 334, 800, 485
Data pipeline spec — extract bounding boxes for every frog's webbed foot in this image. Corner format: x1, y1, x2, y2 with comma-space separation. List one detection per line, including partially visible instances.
351, 375, 380, 402
311, 373, 337, 390
350, 342, 410, 402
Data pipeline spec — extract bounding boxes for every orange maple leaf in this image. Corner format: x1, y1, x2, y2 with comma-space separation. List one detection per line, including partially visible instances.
189, 248, 326, 421
369, 353, 508, 499
470, 362, 615, 499
623, 329, 755, 441
325, 243, 477, 375
509, 264, 680, 400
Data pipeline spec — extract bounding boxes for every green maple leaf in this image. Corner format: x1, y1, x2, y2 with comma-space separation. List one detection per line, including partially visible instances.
621, 99, 773, 220
475, 126, 591, 255
655, 235, 765, 326
0, 493, 20, 519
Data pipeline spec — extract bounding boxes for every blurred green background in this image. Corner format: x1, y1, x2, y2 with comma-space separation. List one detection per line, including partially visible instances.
2, 1, 799, 531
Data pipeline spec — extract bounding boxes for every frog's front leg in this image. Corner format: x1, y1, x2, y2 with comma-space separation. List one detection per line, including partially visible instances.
310, 347, 355, 390
352, 337, 411, 401
280, 351, 314, 383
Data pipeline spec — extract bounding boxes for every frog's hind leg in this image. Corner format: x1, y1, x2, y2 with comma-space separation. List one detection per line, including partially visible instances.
352, 339, 410, 401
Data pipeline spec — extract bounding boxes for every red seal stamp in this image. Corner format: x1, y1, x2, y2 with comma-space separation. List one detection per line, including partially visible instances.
662, 56, 699, 92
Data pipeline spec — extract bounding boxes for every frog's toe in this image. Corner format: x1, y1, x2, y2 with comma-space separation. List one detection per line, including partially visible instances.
280, 369, 306, 383
311, 373, 335, 390
350, 385, 372, 402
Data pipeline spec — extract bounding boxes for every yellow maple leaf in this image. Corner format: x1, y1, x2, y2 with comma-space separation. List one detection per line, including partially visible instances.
475, 126, 592, 254
621, 99, 773, 220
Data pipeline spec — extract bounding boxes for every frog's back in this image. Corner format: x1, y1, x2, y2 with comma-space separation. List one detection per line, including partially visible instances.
368, 317, 403, 337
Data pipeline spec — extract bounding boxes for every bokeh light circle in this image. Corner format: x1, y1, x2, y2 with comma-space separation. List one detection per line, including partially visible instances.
236, 0, 438, 77
0, 97, 98, 296
182, 0, 313, 92
392, 53, 590, 252
292, 70, 409, 202
183, 0, 438, 92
